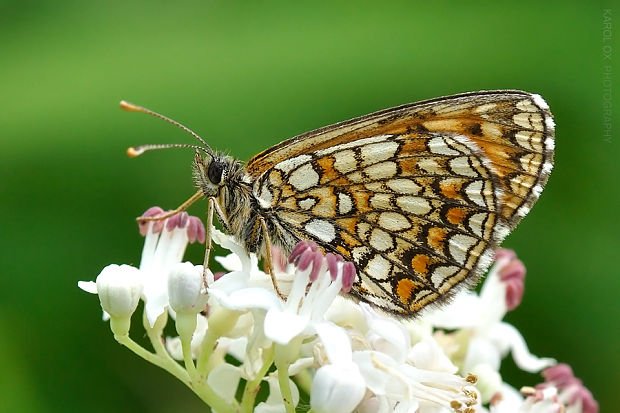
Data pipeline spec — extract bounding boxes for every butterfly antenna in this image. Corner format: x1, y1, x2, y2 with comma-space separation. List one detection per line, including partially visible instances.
120, 100, 215, 157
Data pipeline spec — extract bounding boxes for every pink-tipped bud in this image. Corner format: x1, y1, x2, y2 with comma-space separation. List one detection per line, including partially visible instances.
309, 252, 324, 281
138, 206, 165, 236
166, 211, 189, 231
297, 248, 316, 271
542, 364, 599, 413
340, 262, 356, 293
187, 216, 206, 244
326, 253, 341, 280
570, 385, 599, 413
499, 255, 526, 311
542, 364, 578, 388
289, 241, 313, 264
494, 248, 517, 261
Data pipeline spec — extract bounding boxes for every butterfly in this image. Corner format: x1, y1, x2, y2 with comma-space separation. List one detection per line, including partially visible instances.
123, 90, 555, 317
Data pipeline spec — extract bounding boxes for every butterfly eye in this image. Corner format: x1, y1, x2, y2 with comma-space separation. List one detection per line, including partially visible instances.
207, 161, 225, 184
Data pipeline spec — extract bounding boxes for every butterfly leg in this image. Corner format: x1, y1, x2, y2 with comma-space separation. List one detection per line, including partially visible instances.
201, 197, 215, 287
259, 217, 286, 300
135, 190, 204, 222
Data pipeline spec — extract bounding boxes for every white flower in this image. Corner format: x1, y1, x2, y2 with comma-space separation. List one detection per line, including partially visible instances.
311, 363, 366, 413
82, 208, 600, 413
93, 264, 143, 318
168, 262, 208, 313
311, 322, 366, 413
424, 249, 555, 381
79, 264, 142, 336
209, 239, 355, 345
139, 210, 204, 326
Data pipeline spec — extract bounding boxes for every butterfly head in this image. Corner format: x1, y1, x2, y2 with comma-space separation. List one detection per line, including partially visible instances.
192, 151, 239, 197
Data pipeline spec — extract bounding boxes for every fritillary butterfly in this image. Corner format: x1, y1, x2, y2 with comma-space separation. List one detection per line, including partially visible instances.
124, 90, 554, 316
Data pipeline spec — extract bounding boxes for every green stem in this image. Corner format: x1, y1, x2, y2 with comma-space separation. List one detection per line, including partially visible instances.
276, 362, 295, 413
240, 347, 275, 413
115, 334, 190, 387
196, 327, 218, 374
181, 336, 198, 378
139, 310, 237, 413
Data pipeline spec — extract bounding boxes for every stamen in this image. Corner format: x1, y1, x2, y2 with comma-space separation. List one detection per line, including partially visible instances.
340, 262, 356, 293
309, 252, 324, 282
325, 253, 341, 280
138, 206, 165, 235
187, 216, 206, 244
289, 241, 316, 264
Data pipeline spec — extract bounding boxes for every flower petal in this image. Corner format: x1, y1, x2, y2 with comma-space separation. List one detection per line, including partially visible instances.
264, 310, 309, 345
314, 322, 352, 364
78, 281, 98, 294
207, 363, 241, 403
311, 364, 366, 413
487, 322, 555, 373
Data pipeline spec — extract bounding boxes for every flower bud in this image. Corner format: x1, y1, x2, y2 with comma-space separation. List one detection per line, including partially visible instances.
96, 264, 143, 336
168, 262, 208, 314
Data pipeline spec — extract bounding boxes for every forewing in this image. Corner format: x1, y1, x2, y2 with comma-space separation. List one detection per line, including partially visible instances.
248, 90, 555, 229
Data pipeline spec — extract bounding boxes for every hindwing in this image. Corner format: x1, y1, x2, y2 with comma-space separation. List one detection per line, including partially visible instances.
248, 90, 554, 315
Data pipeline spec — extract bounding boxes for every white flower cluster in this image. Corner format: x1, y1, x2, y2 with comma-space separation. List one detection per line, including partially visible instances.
79, 209, 598, 413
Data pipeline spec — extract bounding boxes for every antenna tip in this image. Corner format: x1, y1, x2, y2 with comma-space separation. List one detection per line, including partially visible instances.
120, 101, 141, 112
127, 147, 144, 157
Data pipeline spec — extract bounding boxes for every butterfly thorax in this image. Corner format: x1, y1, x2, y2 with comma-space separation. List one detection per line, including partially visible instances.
194, 152, 286, 256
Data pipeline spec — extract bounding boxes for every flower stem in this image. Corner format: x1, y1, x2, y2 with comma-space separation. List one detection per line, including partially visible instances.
276, 363, 295, 413
114, 334, 190, 387
139, 311, 237, 413
240, 347, 275, 413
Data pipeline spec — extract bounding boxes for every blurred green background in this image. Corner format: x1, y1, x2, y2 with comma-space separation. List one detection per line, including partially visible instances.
1, 1, 617, 411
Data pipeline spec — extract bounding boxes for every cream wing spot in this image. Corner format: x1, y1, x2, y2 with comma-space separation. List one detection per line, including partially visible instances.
338, 193, 353, 214
365, 255, 392, 280
304, 219, 336, 243
369, 228, 394, 251
257, 185, 274, 208
428, 136, 460, 155
430, 266, 459, 289
378, 212, 411, 231
480, 122, 503, 140
365, 182, 385, 192
464, 180, 486, 207
449, 156, 478, 177
352, 246, 371, 263
298, 198, 317, 210
468, 212, 487, 237
364, 161, 397, 179
289, 163, 319, 191
274, 154, 312, 173
513, 112, 533, 129
448, 234, 478, 265
356, 222, 371, 240
417, 158, 444, 174
395, 196, 431, 215
386, 179, 421, 194
360, 141, 399, 166
370, 193, 393, 209
333, 150, 357, 174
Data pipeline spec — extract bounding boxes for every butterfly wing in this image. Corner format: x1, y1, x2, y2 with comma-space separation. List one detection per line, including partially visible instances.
248, 90, 554, 315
